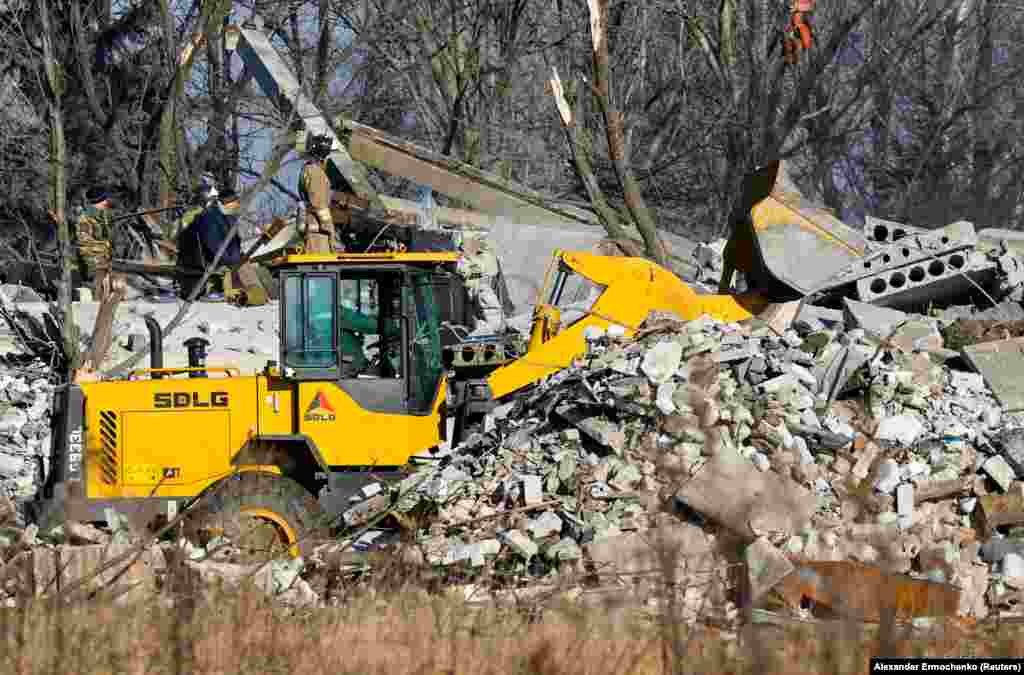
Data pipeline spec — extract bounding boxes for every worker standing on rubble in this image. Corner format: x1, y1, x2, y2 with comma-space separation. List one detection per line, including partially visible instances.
299, 133, 339, 254
74, 187, 127, 370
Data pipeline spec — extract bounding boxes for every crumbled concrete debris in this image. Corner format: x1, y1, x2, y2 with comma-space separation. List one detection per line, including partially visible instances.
991, 429, 1024, 477
501, 530, 538, 559
9, 261, 1024, 619
1002, 552, 1024, 587
876, 414, 926, 447
842, 299, 909, 338
641, 340, 683, 384
982, 456, 1017, 492
875, 459, 902, 495
897, 484, 914, 528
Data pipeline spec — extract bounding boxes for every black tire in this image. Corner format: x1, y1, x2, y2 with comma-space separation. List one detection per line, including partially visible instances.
182, 472, 329, 559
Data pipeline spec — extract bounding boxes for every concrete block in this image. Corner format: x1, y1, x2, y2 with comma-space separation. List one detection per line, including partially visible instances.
860, 220, 976, 271
980, 537, 1024, 563
982, 456, 1017, 492
992, 429, 1024, 477
856, 248, 997, 309
501, 529, 538, 559
798, 304, 844, 327
978, 228, 1024, 256
897, 483, 915, 527
876, 414, 925, 447
527, 511, 563, 539
0, 454, 25, 477
962, 337, 1024, 411
842, 298, 909, 337
756, 373, 797, 395
864, 216, 929, 245
520, 475, 543, 506
1002, 552, 1024, 587
641, 341, 683, 384
874, 459, 902, 494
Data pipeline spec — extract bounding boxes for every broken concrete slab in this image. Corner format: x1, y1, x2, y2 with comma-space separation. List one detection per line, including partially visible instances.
843, 298, 909, 338
961, 336, 1024, 411
674, 449, 817, 540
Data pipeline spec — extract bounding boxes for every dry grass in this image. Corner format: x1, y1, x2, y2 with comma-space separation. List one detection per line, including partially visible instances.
0, 584, 1021, 675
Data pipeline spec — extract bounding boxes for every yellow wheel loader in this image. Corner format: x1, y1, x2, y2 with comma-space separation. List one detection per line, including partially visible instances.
34, 162, 865, 555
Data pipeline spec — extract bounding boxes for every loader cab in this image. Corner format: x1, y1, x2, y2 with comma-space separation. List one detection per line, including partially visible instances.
273, 254, 456, 414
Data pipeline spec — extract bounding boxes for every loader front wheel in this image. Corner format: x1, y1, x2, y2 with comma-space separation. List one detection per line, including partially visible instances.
184, 472, 329, 560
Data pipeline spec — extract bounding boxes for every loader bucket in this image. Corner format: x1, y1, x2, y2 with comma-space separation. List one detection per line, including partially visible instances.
720, 161, 866, 300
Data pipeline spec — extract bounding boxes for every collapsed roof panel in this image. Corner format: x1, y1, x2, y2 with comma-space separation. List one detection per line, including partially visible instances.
341, 119, 598, 229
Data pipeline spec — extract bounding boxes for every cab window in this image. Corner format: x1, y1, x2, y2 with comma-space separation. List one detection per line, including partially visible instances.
547, 264, 606, 328
338, 275, 403, 379
408, 272, 443, 411
283, 274, 337, 369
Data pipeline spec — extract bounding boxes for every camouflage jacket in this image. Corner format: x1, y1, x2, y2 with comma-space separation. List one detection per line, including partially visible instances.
74, 205, 115, 266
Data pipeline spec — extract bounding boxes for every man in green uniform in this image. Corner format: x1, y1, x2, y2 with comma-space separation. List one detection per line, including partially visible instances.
299, 133, 339, 254
74, 187, 126, 369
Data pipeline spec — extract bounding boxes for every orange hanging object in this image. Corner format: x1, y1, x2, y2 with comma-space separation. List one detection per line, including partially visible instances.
793, 12, 813, 50
782, 10, 813, 65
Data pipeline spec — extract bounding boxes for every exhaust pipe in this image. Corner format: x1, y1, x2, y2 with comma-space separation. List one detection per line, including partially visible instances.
144, 315, 163, 379
184, 337, 210, 378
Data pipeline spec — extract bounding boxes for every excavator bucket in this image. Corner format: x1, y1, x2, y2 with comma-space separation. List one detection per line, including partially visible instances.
720, 161, 867, 301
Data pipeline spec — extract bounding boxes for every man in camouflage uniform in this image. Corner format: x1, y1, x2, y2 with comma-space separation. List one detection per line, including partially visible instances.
299, 133, 339, 254
75, 187, 126, 369
456, 229, 507, 334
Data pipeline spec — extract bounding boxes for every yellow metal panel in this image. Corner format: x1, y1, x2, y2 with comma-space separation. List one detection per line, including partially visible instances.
257, 376, 295, 435
122, 410, 230, 487
81, 376, 258, 499
295, 381, 440, 466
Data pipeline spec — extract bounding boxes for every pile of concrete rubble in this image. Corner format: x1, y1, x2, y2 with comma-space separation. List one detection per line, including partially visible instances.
9, 215, 1024, 625
0, 364, 55, 503
343, 298, 1024, 622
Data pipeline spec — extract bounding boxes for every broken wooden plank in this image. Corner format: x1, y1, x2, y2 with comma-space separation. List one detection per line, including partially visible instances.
962, 336, 1024, 411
